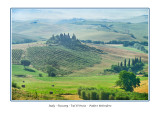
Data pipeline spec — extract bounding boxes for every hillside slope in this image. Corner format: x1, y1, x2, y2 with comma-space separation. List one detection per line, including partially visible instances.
26, 34, 102, 75
12, 19, 148, 43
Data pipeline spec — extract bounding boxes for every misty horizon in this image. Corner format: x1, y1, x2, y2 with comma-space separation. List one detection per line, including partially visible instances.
11, 8, 149, 21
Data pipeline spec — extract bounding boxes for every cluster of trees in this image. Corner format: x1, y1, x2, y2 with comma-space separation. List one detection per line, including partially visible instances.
106, 40, 124, 44
104, 57, 144, 74
81, 39, 148, 53
107, 40, 148, 53
123, 41, 148, 47
133, 43, 148, 53
80, 40, 105, 44
80, 39, 148, 47
46, 33, 103, 53
46, 33, 81, 47
123, 41, 148, 53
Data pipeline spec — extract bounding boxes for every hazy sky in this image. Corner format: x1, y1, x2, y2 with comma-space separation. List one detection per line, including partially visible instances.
11, 8, 149, 21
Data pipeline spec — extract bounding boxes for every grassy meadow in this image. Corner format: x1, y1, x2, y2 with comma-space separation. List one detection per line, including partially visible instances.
12, 64, 148, 100
11, 41, 149, 100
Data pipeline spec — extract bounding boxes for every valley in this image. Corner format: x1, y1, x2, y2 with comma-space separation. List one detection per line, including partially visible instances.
11, 8, 149, 100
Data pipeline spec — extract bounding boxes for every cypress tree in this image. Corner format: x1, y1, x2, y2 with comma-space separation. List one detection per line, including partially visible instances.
72, 34, 76, 40
128, 59, 130, 67
67, 33, 70, 38
132, 59, 135, 66
124, 59, 126, 67
120, 62, 123, 67
135, 57, 137, 64
60, 33, 63, 38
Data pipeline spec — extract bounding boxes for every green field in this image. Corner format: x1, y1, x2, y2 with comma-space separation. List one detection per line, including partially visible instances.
113, 45, 147, 54
12, 64, 48, 77
12, 64, 148, 100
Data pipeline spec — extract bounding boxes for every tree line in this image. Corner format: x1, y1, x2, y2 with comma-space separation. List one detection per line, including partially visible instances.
104, 57, 144, 74
78, 86, 148, 100
80, 39, 148, 46
80, 39, 148, 53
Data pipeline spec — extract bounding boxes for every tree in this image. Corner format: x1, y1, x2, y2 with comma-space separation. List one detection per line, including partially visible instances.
116, 70, 140, 92
67, 33, 70, 38
132, 59, 135, 66
135, 57, 138, 64
46, 65, 57, 77
124, 59, 126, 67
128, 59, 130, 67
120, 62, 123, 67
111, 65, 121, 73
21, 60, 31, 69
72, 34, 76, 41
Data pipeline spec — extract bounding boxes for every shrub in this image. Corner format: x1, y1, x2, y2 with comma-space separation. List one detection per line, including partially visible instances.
99, 91, 106, 100
14, 74, 27, 77
21, 59, 31, 69
77, 87, 148, 100
144, 73, 148, 77
115, 95, 130, 100
99, 92, 110, 100
39, 73, 43, 77
109, 94, 115, 100
77, 87, 82, 96
90, 91, 98, 100
81, 91, 86, 100
87, 93, 91, 100
12, 81, 20, 89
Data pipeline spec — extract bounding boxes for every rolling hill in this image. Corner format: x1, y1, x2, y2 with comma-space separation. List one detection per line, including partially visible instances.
12, 15, 148, 43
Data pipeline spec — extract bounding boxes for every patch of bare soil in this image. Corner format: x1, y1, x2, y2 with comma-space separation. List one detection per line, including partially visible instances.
61, 95, 83, 100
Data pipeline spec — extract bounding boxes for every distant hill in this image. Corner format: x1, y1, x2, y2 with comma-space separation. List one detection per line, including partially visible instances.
12, 16, 148, 43
57, 18, 86, 24
113, 15, 148, 23
12, 33, 37, 44
57, 15, 148, 24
